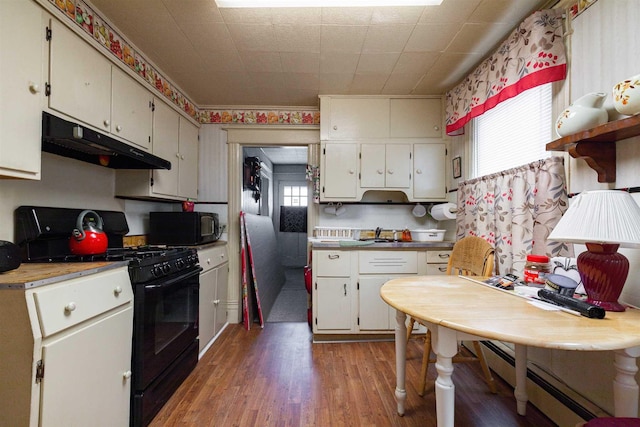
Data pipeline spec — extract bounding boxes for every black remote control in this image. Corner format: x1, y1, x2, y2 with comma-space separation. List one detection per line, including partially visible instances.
537, 289, 606, 319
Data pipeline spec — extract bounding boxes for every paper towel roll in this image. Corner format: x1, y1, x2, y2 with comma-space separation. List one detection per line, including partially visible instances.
430, 203, 457, 221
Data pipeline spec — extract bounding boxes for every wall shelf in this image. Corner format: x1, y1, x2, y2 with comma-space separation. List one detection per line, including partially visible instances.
545, 115, 640, 183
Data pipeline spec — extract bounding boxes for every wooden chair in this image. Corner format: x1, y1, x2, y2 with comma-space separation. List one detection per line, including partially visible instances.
407, 236, 498, 396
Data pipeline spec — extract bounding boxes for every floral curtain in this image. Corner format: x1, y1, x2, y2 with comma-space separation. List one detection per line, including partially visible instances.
456, 156, 573, 276
445, 9, 567, 136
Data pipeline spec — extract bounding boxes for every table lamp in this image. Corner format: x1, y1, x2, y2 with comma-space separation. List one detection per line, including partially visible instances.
547, 190, 640, 311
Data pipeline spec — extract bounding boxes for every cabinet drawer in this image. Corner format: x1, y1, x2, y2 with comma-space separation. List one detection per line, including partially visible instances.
199, 245, 228, 273
427, 250, 451, 264
359, 251, 417, 274
32, 268, 133, 337
315, 251, 351, 276
426, 264, 449, 275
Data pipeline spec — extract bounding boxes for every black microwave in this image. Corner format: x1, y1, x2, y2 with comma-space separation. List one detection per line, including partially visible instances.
148, 212, 221, 245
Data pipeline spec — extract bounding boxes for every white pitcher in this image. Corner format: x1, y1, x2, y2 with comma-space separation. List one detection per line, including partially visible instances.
555, 92, 608, 137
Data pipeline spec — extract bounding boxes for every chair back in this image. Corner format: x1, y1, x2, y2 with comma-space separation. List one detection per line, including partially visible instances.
446, 236, 494, 277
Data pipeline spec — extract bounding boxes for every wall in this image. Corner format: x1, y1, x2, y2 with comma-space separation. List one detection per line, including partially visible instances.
453, 0, 640, 418
0, 152, 180, 243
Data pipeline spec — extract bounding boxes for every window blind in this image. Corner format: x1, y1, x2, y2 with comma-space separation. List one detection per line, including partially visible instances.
472, 83, 553, 178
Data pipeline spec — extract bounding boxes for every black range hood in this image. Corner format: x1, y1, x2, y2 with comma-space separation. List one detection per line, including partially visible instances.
42, 112, 171, 170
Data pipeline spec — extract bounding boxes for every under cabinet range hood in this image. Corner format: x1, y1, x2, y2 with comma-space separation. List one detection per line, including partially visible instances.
41, 112, 171, 170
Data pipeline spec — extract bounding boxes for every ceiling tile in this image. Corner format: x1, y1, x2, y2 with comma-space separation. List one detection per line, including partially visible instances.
447, 22, 511, 54
414, 52, 483, 93
349, 74, 388, 93
320, 25, 368, 53
283, 72, 320, 90
392, 52, 440, 74
319, 52, 360, 74
405, 23, 462, 52
161, 0, 224, 25
280, 52, 321, 73
201, 51, 246, 73
318, 73, 354, 93
470, 0, 546, 24
227, 24, 278, 51
321, 7, 373, 25
271, 7, 322, 24
183, 22, 236, 53
362, 24, 414, 53
240, 52, 283, 72
219, 7, 273, 24
274, 25, 321, 53
382, 73, 425, 94
249, 72, 286, 88
370, 6, 424, 24
419, 0, 482, 23
356, 53, 400, 74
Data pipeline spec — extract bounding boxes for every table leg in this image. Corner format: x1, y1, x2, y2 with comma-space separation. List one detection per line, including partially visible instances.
394, 309, 407, 416
613, 346, 640, 417
514, 344, 528, 416
432, 326, 458, 427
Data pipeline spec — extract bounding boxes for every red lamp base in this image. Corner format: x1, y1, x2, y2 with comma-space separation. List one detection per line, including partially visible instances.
577, 243, 628, 312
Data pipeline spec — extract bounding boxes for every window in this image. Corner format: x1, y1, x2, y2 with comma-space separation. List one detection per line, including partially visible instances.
283, 185, 308, 207
472, 83, 553, 178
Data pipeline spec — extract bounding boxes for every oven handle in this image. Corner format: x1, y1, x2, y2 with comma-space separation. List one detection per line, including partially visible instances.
144, 266, 203, 289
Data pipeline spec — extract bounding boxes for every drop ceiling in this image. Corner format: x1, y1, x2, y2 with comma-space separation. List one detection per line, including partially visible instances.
87, 0, 550, 108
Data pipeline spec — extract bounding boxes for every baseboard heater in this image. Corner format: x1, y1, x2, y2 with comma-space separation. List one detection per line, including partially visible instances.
482, 341, 598, 421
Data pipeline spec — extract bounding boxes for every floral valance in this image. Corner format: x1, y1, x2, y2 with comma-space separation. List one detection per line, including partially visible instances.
445, 9, 567, 136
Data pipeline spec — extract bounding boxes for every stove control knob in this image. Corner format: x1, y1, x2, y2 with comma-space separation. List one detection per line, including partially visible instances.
153, 266, 163, 277
163, 264, 171, 274
176, 259, 185, 269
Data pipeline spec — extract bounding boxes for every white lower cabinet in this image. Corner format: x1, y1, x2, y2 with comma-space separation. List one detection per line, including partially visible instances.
313, 249, 450, 336
198, 244, 229, 355
0, 266, 133, 427
426, 249, 452, 275
312, 250, 357, 333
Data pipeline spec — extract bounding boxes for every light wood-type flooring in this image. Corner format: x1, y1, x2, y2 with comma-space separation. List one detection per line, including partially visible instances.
150, 322, 557, 426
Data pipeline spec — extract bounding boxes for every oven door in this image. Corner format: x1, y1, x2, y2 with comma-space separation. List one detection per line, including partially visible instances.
133, 266, 201, 390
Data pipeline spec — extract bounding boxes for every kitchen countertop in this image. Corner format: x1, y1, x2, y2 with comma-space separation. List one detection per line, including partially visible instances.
309, 238, 454, 250
0, 261, 130, 290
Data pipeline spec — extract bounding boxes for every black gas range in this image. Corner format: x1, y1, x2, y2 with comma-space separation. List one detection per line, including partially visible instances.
14, 206, 201, 427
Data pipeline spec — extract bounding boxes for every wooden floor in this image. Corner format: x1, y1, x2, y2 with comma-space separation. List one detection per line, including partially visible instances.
150, 323, 557, 427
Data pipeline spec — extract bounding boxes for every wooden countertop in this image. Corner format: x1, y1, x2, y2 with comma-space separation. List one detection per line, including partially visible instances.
381, 275, 640, 351
0, 261, 130, 290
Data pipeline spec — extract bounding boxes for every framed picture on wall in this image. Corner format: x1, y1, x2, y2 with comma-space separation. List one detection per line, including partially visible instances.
452, 156, 462, 179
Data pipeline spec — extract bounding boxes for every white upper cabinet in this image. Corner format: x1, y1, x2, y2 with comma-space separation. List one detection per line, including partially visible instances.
48, 19, 112, 133
321, 142, 359, 200
321, 97, 389, 140
150, 100, 181, 198
178, 117, 199, 200
111, 67, 153, 150
413, 143, 447, 200
360, 143, 411, 189
320, 96, 442, 140
390, 98, 441, 138
0, 0, 44, 179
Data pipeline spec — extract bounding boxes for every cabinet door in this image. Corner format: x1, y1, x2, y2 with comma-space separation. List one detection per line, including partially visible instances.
359, 276, 392, 330
39, 307, 133, 426
179, 117, 199, 200
214, 263, 229, 337
321, 143, 358, 200
199, 267, 216, 353
413, 143, 446, 200
390, 98, 442, 138
0, 0, 43, 179
327, 98, 389, 139
385, 144, 412, 188
151, 100, 180, 197
315, 278, 352, 331
111, 67, 153, 150
48, 19, 111, 132
360, 144, 386, 188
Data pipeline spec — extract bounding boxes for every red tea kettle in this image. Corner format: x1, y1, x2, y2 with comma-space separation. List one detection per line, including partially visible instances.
69, 210, 108, 255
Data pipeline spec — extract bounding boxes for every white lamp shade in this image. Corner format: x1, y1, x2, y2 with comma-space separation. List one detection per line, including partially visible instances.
548, 190, 640, 248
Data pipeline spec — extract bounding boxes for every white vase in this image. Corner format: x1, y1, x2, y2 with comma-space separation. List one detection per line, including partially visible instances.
555, 92, 608, 137
613, 74, 640, 116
